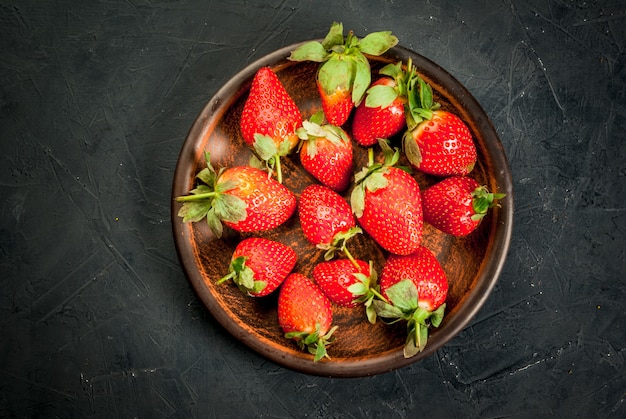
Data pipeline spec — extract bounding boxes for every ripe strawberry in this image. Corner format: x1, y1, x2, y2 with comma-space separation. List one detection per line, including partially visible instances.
297, 111, 353, 192
175, 152, 296, 237
350, 141, 423, 255
352, 60, 418, 146
288, 22, 398, 126
313, 259, 381, 323
217, 237, 297, 297
298, 184, 361, 261
397, 68, 476, 176
373, 246, 448, 357
422, 176, 506, 236
278, 273, 338, 361
240, 66, 302, 183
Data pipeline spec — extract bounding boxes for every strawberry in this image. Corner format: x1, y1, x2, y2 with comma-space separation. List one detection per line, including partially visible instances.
373, 245, 448, 357
175, 152, 296, 237
278, 273, 338, 361
298, 184, 361, 261
240, 66, 302, 183
288, 22, 398, 126
421, 176, 506, 236
350, 141, 423, 255
313, 259, 381, 324
297, 111, 353, 192
399, 67, 477, 176
217, 237, 297, 297
352, 61, 417, 146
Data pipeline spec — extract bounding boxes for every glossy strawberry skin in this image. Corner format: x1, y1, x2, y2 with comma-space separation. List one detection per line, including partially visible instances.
300, 126, 353, 193
407, 110, 477, 176
227, 238, 297, 297
277, 273, 333, 336
240, 67, 302, 151
317, 81, 353, 126
298, 184, 356, 246
352, 78, 406, 146
356, 167, 423, 255
422, 176, 482, 237
380, 246, 448, 312
219, 166, 296, 232
313, 259, 371, 307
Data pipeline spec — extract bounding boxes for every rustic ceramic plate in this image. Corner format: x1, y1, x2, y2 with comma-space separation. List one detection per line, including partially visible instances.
171, 42, 514, 377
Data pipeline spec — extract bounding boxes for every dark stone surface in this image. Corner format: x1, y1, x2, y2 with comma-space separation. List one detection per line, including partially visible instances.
1, 0, 624, 417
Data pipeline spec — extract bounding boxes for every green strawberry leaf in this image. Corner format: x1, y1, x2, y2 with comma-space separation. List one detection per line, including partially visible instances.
253, 133, 279, 161
288, 41, 328, 62
372, 300, 405, 321
364, 84, 398, 109
385, 279, 419, 313
206, 207, 223, 237
430, 303, 446, 328
357, 31, 399, 56
318, 56, 353, 95
321, 21, 344, 50
350, 183, 366, 218
379, 61, 402, 79
309, 109, 325, 126
351, 53, 371, 105
403, 130, 423, 168
211, 192, 245, 223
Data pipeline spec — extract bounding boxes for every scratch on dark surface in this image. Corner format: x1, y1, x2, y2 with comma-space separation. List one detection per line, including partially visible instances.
44, 143, 98, 199
120, 134, 149, 204
162, 1, 213, 99
245, 0, 299, 63
102, 234, 150, 293
0, 368, 76, 400
26, 250, 105, 315
37, 260, 115, 324
508, 1, 565, 113
572, 9, 626, 26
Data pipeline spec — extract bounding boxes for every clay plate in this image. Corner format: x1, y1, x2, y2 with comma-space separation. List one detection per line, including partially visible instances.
171, 42, 514, 377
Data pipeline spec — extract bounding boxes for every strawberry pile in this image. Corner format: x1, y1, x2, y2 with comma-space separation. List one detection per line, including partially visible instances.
175, 22, 505, 362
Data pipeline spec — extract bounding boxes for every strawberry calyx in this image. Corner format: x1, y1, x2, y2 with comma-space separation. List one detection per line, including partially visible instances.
217, 255, 268, 295
351, 140, 409, 218
317, 226, 363, 264
372, 279, 446, 358
296, 111, 350, 155
471, 186, 507, 222
285, 323, 339, 362
249, 134, 293, 184
347, 260, 387, 324
288, 22, 398, 106
175, 152, 246, 238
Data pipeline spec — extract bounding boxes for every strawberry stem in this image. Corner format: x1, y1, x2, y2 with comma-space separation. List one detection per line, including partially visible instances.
275, 155, 283, 184
175, 191, 218, 202
367, 147, 375, 167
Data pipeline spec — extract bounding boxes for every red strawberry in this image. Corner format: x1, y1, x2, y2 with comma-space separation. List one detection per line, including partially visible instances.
404, 109, 477, 176
422, 176, 506, 236
297, 111, 353, 192
374, 245, 448, 357
313, 259, 381, 323
217, 238, 297, 297
240, 66, 302, 183
352, 61, 416, 146
288, 22, 398, 126
278, 273, 338, 361
316, 80, 353, 127
175, 153, 296, 237
397, 68, 476, 176
298, 184, 361, 261
350, 141, 423, 255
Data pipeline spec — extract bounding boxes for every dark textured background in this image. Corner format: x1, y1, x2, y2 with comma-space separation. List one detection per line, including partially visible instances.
1, 0, 624, 417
